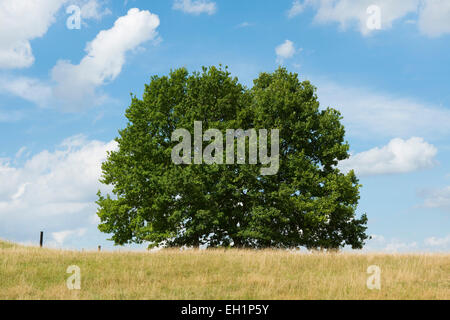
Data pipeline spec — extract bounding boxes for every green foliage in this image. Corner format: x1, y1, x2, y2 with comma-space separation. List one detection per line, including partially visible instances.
97, 66, 369, 249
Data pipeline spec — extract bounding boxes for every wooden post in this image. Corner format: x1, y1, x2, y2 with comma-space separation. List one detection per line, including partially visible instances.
40, 231, 43, 248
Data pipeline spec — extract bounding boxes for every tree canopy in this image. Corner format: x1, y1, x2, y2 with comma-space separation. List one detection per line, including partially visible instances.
96, 66, 369, 250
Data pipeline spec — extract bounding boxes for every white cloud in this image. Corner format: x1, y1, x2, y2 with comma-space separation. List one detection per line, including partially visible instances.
0, 7, 160, 111
384, 239, 418, 253
0, 1, 112, 69
48, 8, 159, 110
11, 182, 31, 200
15, 147, 28, 159
289, 0, 419, 35
0, 135, 117, 243
173, 0, 217, 15
370, 234, 385, 243
424, 235, 450, 247
0, 76, 52, 107
289, 0, 450, 37
420, 186, 450, 211
52, 228, 87, 246
77, 0, 111, 21
315, 80, 450, 140
67, 0, 111, 22
0, 0, 119, 110
236, 22, 253, 28
0, 0, 67, 69
365, 235, 450, 252
418, 0, 450, 37
339, 137, 437, 176
287, 0, 311, 18
275, 40, 297, 64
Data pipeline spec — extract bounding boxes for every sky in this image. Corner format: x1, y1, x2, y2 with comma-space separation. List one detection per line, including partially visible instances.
0, 0, 449, 252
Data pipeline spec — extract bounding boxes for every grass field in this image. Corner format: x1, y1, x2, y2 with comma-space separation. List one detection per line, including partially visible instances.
0, 240, 449, 300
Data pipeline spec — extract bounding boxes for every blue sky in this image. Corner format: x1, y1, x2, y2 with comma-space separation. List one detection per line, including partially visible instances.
0, 0, 449, 252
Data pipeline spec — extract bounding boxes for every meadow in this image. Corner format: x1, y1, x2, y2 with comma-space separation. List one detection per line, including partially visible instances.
0, 240, 448, 300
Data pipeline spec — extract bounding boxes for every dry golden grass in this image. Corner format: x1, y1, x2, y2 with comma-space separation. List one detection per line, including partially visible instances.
0, 240, 449, 300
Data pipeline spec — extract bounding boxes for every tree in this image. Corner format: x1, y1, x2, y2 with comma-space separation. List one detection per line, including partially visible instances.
96, 66, 369, 250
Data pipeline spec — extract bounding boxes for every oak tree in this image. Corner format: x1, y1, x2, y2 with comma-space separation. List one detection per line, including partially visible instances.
96, 66, 369, 250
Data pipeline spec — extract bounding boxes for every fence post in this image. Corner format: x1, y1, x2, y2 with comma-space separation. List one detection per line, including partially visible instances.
40, 231, 43, 248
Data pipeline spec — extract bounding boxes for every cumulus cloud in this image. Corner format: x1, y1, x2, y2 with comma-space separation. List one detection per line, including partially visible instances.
0, 76, 52, 107
418, 0, 450, 37
424, 235, 450, 247
339, 137, 437, 176
275, 40, 297, 64
0, 0, 66, 69
50, 8, 160, 110
0, 1, 137, 111
420, 186, 450, 211
365, 234, 450, 252
288, 0, 450, 37
173, 0, 217, 15
76, 0, 111, 21
383, 239, 418, 253
236, 22, 253, 28
370, 234, 385, 243
287, 0, 311, 18
0, 135, 117, 245
0, 0, 111, 69
288, 0, 419, 35
0, 7, 158, 111
51, 228, 87, 246
315, 80, 450, 140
